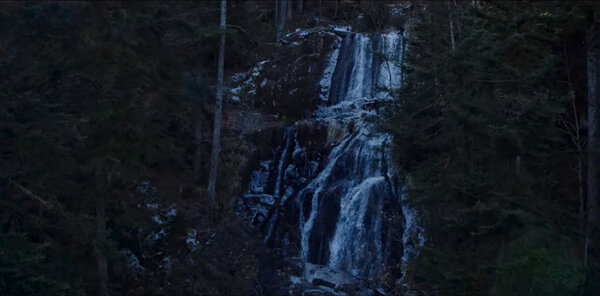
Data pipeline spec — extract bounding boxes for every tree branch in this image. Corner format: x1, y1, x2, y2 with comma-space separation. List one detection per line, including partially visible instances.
9, 180, 70, 218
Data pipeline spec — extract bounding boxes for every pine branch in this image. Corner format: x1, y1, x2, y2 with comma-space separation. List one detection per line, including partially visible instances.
9, 180, 70, 218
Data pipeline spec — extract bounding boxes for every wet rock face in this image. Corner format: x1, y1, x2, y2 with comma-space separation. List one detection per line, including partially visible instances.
237, 121, 330, 230
236, 27, 424, 295
231, 28, 344, 120
307, 182, 342, 265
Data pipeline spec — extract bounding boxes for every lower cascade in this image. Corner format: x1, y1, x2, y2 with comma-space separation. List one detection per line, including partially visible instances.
237, 28, 424, 295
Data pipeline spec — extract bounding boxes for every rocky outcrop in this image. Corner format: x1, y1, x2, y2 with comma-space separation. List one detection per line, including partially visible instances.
230, 27, 344, 120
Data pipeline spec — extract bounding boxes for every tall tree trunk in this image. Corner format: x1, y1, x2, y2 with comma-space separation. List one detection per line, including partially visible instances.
208, 0, 227, 217
274, 0, 278, 28
193, 119, 202, 174
277, 0, 287, 39
286, 0, 292, 19
334, 0, 338, 19
297, 0, 303, 14
563, 37, 587, 295
588, 22, 600, 227
95, 163, 108, 296
447, 1, 456, 51
564, 38, 586, 234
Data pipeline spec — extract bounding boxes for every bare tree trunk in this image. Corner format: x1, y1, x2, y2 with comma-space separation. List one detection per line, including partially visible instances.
286, 0, 292, 20
588, 22, 600, 227
208, 0, 227, 217
447, 1, 456, 51
565, 38, 586, 232
563, 38, 587, 296
274, 0, 278, 28
95, 163, 108, 296
297, 0, 303, 14
277, 0, 287, 39
334, 0, 338, 19
193, 119, 202, 174
572, 83, 585, 233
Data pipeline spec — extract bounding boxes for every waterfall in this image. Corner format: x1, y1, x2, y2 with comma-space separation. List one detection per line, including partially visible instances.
239, 29, 424, 293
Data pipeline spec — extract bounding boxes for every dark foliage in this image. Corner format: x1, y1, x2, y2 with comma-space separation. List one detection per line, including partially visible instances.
385, 2, 599, 295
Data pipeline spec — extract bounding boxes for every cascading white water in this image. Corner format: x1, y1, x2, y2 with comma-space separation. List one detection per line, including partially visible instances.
298, 134, 355, 262
327, 174, 385, 276
239, 28, 424, 293
299, 31, 407, 280
345, 34, 373, 101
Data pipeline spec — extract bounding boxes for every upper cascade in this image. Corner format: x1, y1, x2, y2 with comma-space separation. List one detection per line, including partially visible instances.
316, 31, 404, 121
